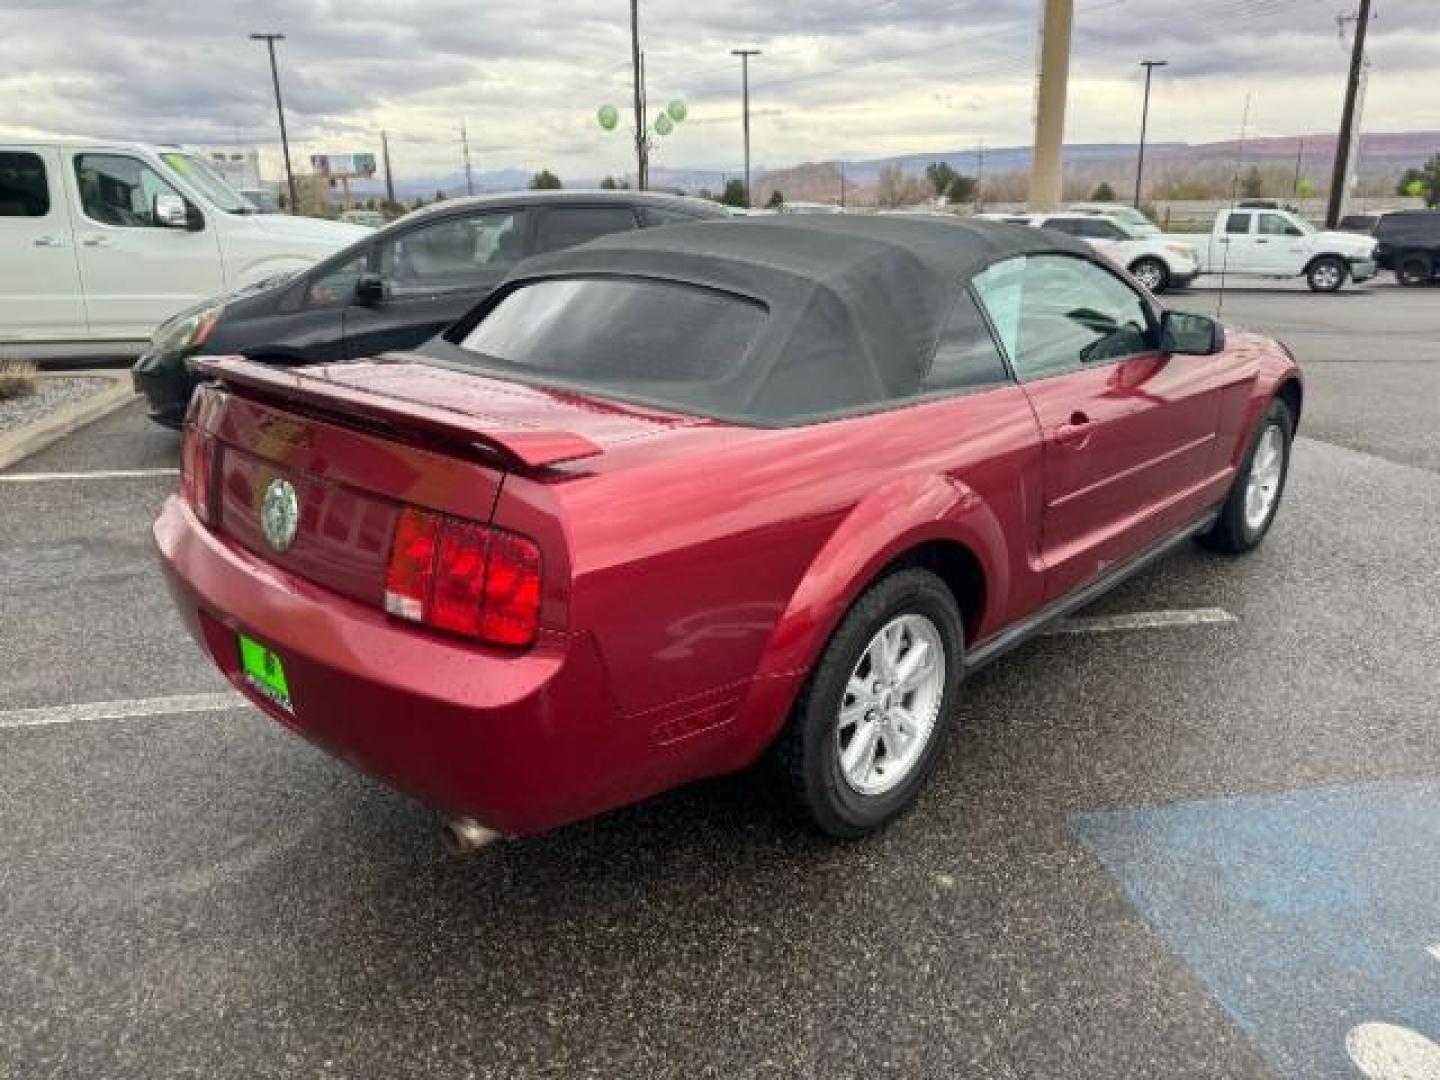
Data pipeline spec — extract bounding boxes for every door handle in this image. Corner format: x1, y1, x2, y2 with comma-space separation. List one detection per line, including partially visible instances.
32, 235, 66, 248
1255, 239, 1269, 244
81, 236, 113, 248
1054, 411, 1096, 448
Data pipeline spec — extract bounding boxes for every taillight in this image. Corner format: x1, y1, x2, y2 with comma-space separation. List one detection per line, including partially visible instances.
180, 426, 215, 525
384, 508, 543, 647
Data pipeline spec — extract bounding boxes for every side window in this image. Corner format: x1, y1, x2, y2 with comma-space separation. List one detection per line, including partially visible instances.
924, 290, 1010, 393
0, 152, 50, 217
74, 154, 183, 228
1258, 213, 1294, 236
306, 253, 369, 307
1226, 213, 1252, 235
532, 206, 637, 254
1085, 220, 1126, 240
639, 206, 700, 227
378, 210, 528, 293
973, 255, 1154, 382
1042, 218, 1081, 236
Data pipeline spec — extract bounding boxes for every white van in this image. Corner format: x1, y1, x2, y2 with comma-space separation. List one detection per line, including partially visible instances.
0, 140, 367, 359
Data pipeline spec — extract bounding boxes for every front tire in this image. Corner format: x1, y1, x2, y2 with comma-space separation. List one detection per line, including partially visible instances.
1130, 257, 1171, 294
770, 569, 963, 838
1397, 254, 1433, 287
1199, 399, 1294, 554
1306, 256, 1348, 292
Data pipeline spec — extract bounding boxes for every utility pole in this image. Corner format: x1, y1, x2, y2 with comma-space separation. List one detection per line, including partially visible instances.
1326, 0, 1372, 228
1028, 0, 1074, 210
249, 33, 298, 215
630, 0, 648, 189
460, 122, 475, 196
1134, 59, 1168, 208
976, 141, 986, 211
1292, 136, 1305, 197
731, 49, 761, 208
381, 130, 395, 207
839, 160, 847, 208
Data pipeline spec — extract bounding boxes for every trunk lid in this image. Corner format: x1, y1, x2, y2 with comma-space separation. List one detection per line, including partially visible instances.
191, 356, 698, 609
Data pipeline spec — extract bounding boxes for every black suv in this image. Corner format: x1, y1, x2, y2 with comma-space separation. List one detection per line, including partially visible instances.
1373, 210, 1440, 286
133, 190, 730, 427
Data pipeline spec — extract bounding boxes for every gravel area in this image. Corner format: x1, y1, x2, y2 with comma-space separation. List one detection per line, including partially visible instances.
0, 376, 113, 436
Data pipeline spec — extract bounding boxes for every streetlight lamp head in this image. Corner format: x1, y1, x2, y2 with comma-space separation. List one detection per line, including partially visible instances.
250, 32, 285, 41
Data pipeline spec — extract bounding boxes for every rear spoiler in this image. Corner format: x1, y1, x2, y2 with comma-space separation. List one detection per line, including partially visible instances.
192, 356, 603, 469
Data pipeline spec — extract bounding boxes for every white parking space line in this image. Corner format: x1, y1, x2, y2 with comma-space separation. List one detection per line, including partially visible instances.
0, 468, 179, 483
1046, 608, 1238, 636
0, 609, 1236, 733
0, 691, 245, 731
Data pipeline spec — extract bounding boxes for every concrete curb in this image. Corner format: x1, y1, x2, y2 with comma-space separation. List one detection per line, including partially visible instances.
0, 370, 138, 472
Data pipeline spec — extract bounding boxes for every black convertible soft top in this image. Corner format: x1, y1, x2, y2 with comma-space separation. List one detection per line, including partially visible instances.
435, 214, 1097, 425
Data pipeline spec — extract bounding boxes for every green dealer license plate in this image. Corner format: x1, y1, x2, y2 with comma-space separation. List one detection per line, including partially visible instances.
239, 633, 292, 713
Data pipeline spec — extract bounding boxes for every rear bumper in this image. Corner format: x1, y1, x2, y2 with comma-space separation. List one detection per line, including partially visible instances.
153, 495, 640, 836
131, 352, 199, 429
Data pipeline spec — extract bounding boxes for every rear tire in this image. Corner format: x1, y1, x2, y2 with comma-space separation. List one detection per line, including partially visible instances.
1129, 257, 1170, 294
1397, 254, 1433, 287
1199, 399, 1294, 554
1306, 256, 1347, 292
770, 569, 963, 838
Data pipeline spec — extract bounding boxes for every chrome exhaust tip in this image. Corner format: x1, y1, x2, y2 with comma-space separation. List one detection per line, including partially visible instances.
441, 818, 503, 855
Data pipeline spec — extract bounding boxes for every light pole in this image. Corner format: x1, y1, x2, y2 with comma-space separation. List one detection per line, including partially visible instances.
250, 33, 298, 215
731, 49, 761, 207
1135, 59, 1168, 208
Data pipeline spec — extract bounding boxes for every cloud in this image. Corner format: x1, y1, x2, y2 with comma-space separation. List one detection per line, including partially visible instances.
2, 0, 1435, 183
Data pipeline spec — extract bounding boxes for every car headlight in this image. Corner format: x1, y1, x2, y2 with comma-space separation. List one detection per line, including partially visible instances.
149, 304, 223, 359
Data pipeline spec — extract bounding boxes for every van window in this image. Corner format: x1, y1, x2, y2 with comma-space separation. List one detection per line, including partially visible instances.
74, 154, 185, 228
0, 152, 50, 217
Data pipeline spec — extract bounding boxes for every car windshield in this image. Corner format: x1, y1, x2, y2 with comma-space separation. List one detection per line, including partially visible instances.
159, 152, 258, 214
452, 277, 767, 412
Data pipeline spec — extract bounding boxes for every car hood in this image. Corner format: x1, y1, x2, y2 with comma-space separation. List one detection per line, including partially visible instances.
237, 213, 370, 245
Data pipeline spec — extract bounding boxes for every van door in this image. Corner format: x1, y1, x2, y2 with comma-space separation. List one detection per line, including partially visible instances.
67, 150, 225, 340
0, 148, 86, 342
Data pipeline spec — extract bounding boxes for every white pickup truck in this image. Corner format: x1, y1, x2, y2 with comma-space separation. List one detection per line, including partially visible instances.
0, 140, 367, 359
1161, 206, 1377, 292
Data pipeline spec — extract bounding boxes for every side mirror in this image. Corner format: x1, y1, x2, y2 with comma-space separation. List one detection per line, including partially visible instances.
1160, 311, 1225, 355
154, 193, 189, 229
354, 272, 388, 305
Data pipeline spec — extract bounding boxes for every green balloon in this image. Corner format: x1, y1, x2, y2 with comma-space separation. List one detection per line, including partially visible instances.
597, 105, 619, 132
654, 113, 674, 137
666, 100, 687, 123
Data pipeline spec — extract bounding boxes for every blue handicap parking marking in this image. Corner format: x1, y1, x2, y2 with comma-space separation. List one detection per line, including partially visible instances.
1072, 779, 1440, 1079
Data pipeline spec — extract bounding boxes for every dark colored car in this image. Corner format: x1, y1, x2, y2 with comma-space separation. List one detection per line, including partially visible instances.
132, 190, 730, 426
157, 215, 1301, 844
1373, 210, 1440, 286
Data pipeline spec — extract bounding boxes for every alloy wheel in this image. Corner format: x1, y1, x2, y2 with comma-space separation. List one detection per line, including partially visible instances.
1244, 423, 1286, 532
835, 614, 946, 796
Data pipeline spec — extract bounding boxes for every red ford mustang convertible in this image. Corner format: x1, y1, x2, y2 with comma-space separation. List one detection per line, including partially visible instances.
156, 216, 1301, 842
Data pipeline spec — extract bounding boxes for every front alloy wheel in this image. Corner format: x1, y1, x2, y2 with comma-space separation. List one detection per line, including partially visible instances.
1130, 257, 1170, 294
771, 568, 963, 838
1307, 256, 1347, 292
1199, 398, 1294, 554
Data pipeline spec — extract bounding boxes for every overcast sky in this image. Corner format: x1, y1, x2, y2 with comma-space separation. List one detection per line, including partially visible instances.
3, 0, 1435, 181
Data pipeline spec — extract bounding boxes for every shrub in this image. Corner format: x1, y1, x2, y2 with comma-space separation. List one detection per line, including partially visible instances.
0, 360, 38, 401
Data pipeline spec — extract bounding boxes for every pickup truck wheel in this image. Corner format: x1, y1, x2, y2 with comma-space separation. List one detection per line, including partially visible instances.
1129, 257, 1170, 294
1306, 256, 1347, 292
1199, 399, 1293, 554
1397, 254, 1433, 287
770, 568, 962, 838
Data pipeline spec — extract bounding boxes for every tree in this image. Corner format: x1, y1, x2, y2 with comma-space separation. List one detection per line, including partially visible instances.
718, 179, 747, 207
874, 164, 928, 208
1240, 166, 1264, 199
529, 170, 563, 190
925, 162, 958, 199
946, 174, 977, 204
766, 189, 784, 209
1090, 181, 1117, 202
433, 189, 447, 203
599, 175, 619, 190
1396, 155, 1440, 207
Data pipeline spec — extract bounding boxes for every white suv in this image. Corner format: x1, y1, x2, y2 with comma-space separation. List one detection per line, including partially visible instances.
981, 211, 1198, 294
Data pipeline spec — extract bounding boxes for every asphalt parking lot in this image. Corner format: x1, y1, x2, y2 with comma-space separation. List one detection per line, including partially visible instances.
2, 280, 1437, 1080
